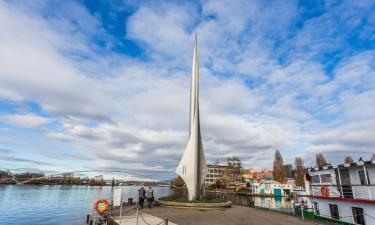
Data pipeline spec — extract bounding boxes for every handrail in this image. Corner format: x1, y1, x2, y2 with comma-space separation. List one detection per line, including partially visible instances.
311, 184, 375, 187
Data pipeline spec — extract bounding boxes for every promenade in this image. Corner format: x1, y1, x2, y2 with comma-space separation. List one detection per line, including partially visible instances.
111, 205, 333, 225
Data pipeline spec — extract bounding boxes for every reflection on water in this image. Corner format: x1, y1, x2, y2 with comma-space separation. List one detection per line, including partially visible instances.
254, 196, 294, 209
0, 185, 171, 225
205, 191, 294, 210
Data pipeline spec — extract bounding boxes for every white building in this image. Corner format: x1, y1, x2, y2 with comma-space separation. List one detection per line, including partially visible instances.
303, 160, 375, 225
94, 175, 103, 182
204, 164, 230, 188
257, 180, 295, 196
248, 180, 260, 194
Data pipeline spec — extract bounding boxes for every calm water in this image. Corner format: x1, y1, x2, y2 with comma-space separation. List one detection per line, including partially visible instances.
206, 191, 294, 210
0, 185, 171, 225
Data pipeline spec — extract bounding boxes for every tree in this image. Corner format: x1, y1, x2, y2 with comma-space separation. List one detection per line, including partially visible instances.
174, 176, 185, 187
215, 178, 222, 189
344, 156, 354, 164
294, 157, 305, 187
315, 153, 327, 168
272, 149, 284, 183
227, 156, 243, 183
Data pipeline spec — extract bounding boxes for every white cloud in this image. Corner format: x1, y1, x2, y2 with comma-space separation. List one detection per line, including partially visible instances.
0, 0, 374, 175
3, 114, 50, 128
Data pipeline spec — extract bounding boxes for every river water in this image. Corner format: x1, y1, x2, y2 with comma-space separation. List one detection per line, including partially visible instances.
1, 185, 295, 225
0, 185, 172, 225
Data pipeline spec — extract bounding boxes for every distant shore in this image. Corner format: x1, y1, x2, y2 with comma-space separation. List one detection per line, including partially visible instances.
0, 180, 169, 186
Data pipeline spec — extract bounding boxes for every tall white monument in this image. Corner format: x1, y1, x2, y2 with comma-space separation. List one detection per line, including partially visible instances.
176, 35, 207, 200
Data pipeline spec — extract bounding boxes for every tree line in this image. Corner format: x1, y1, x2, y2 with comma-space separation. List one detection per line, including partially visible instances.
272, 150, 375, 187
0, 171, 111, 186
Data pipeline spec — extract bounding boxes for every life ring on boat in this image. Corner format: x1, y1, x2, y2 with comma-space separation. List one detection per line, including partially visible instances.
94, 199, 110, 214
321, 185, 329, 197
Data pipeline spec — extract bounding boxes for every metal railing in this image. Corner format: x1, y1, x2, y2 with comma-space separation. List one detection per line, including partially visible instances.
310, 184, 375, 200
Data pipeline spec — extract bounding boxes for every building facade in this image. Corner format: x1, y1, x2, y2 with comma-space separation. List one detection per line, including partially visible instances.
204, 164, 230, 188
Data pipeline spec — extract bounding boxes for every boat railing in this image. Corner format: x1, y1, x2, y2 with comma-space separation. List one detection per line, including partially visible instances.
310, 184, 375, 200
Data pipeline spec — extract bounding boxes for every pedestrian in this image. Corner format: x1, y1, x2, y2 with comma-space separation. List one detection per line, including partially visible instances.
147, 186, 154, 208
138, 185, 146, 209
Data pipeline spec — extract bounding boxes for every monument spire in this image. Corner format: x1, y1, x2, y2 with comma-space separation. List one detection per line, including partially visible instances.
176, 34, 207, 200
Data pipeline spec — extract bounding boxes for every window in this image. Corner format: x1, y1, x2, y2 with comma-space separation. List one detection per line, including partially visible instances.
314, 202, 320, 215
358, 170, 370, 185
312, 175, 320, 183
352, 207, 365, 225
321, 174, 332, 183
329, 204, 340, 220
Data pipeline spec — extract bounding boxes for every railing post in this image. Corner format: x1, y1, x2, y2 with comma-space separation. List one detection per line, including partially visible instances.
119, 201, 123, 224
337, 168, 344, 198
363, 165, 372, 200
312, 185, 315, 196
136, 207, 139, 225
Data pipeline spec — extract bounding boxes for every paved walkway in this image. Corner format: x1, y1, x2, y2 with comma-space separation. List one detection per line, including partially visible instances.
140, 205, 333, 225
112, 208, 177, 225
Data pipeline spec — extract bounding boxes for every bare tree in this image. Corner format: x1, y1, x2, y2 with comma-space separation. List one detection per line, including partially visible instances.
294, 157, 305, 187
174, 176, 185, 187
344, 156, 354, 164
272, 149, 284, 183
316, 153, 327, 168
227, 156, 243, 183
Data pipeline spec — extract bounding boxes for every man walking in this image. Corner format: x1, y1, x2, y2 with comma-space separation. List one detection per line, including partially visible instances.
147, 186, 154, 209
138, 186, 146, 209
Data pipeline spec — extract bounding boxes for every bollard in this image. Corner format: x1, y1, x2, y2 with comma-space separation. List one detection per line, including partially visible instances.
89, 219, 93, 225
136, 207, 139, 225
128, 198, 133, 206
165, 217, 168, 225
86, 215, 90, 224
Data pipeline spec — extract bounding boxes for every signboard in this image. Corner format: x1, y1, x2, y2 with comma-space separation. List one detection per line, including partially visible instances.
113, 188, 122, 207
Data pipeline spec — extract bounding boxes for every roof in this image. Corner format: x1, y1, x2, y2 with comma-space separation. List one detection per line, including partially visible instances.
307, 160, 375, 172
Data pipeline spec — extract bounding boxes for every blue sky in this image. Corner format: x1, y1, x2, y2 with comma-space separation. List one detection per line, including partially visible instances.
0, 0, 374, 180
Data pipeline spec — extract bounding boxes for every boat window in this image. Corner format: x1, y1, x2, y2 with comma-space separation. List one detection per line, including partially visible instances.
352, 207, 365, 225
311, 175, 320, 183
321, 174, 332, 183
314, 202, 320, 215
358, 170, 370, 185
329, 204, 340, 220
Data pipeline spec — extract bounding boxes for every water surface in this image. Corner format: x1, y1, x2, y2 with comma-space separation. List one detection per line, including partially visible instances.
0, 185, 171, 225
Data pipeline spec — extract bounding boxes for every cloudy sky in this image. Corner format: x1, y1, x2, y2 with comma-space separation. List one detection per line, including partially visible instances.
0, 0, 374, 180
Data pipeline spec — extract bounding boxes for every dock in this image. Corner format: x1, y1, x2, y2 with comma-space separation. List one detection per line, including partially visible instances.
109, 205, 333, 225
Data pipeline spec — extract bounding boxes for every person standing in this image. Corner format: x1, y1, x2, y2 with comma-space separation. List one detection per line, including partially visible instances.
138, 186, 146, 209
147, 186, 154, 209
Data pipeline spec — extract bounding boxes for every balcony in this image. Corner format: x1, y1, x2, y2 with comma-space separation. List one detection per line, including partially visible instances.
310, 184, 375, 201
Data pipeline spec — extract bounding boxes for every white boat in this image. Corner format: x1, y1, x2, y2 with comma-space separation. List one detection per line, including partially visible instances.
302, 160, 375, 225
